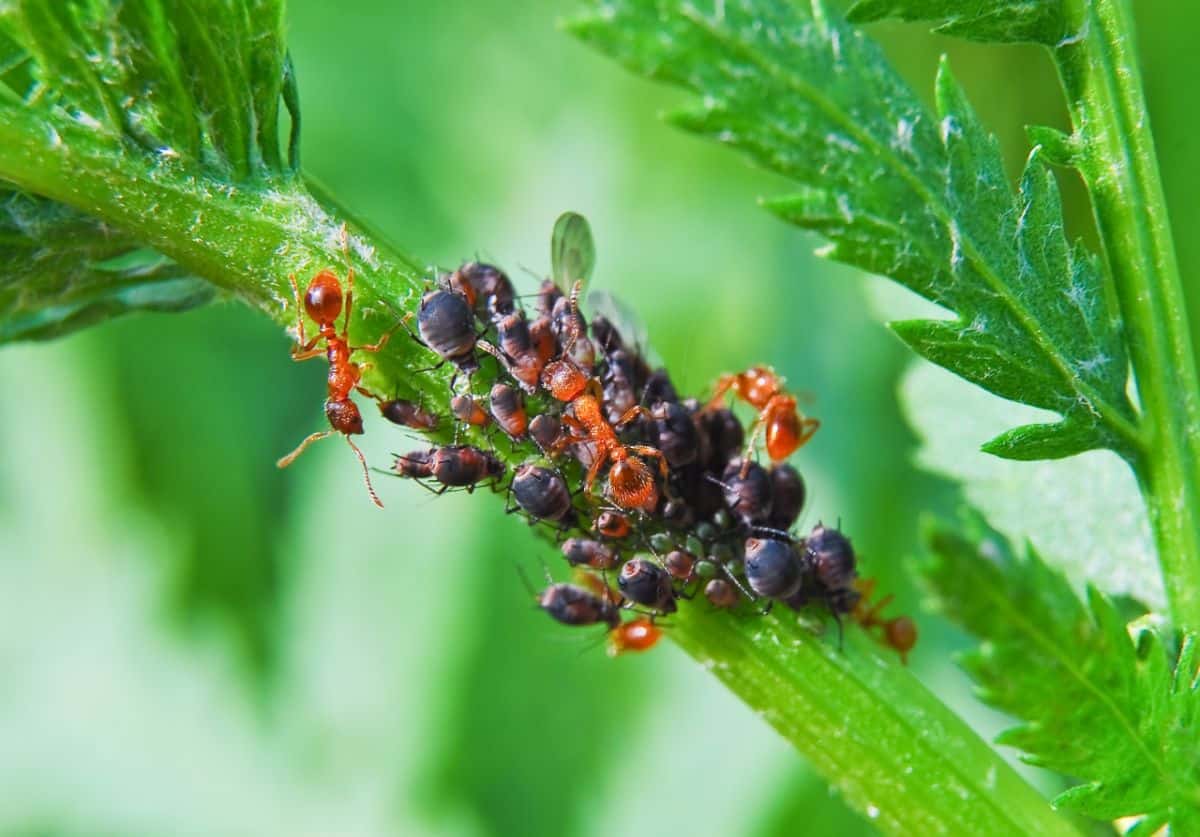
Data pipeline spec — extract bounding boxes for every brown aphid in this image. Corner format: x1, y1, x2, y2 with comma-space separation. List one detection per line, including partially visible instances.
489, 383, 528, 439
767, 463, 806, 531
561, 538, 619, 570
539, 583, 620, 630
378, 397, 438, 431
704, 578, 740, 609
664, 549, 697, 581
278, 240, 395, 508
448, 261, 516, 323
529, 414, 562, 453
595, 510, 632, 540
451, 394, 491, 428
415, 287, 479, 375
393, 445, 504, 493
651, 401, 700, 468
477, 312, 547, 394
618, 558, 677, 614
721, 459, 774, 527
510, 464, 574, 524
806, 523, 859, 612
706, 366, 818, 467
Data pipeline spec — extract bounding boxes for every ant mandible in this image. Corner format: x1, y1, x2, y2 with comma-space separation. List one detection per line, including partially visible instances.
706, 366, 819, 474
277, 227, 393, 508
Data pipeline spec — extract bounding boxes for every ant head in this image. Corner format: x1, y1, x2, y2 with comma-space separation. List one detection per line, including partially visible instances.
304, 270, 344, 324
325, 398, 363, 434
607, 457, 658, 513
541, 360, 588, 402
741, 366, 783, 404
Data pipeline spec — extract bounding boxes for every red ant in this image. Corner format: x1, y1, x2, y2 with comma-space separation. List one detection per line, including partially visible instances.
541, 283, 669, 513
608, 616, 662, 656
853, 578, 918, 664
706, 366, 819, 473
276, 231, 393, 508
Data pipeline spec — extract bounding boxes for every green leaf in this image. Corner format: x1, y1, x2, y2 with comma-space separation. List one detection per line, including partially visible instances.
0, 0, 295, 180
0, 185, 212, 342
0, 1, 298, 341
845, 0, 1067, 45
924, 517, 1200, 830
569, 0, 1139, 463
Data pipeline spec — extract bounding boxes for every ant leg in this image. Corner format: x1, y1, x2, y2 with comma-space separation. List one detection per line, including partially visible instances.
796, 417, 821, 449
344, 435, 383, 508
353, 315, 404, 354
288, 274, 323, 358
613, 405, 651, 431
739, 413, 766, 478
629, 445, 670, 479
340, 224, 356, 340
704, 374, 737, 411
583, 449, 609, 493
277, 430, 333, 468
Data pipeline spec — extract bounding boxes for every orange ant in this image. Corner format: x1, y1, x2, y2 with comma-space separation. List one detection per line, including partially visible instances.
276, 230, 394, 508
542, 283, 669, 513
706, 366, 819, 473
853, 578, 918, 664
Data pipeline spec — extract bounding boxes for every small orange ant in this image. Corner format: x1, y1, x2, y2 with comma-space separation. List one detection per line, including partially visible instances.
277, 230, 394, 508
853, 578, 918, 664
542, 283, 669, 513
706, 366, 819, 471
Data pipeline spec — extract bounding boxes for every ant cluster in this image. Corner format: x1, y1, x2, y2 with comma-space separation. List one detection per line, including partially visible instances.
278, 217, 916, 661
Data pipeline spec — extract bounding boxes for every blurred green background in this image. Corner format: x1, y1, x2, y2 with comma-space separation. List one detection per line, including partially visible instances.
0, 2, 1190, 835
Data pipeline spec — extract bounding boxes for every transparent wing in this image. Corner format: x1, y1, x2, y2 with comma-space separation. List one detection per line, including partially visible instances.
588, 289, 662, 368
550, 211, 595, 294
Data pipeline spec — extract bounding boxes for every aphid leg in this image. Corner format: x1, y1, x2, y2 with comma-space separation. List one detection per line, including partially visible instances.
345, 435, 384, 508
277, 430, 333, 469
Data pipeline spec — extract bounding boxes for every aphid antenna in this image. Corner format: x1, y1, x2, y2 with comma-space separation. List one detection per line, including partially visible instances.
513, 563, 541, 602
749, 525, 798, 542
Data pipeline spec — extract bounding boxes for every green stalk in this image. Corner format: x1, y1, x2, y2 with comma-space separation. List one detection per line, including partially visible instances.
0, 102, 1080, 834
1054, 0, 1200, 632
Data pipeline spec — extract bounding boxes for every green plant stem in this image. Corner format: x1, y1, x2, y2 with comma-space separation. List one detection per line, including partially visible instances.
1054, 0, 1200, 632
0, 104, 1079, 836
670, 608, 1080, 836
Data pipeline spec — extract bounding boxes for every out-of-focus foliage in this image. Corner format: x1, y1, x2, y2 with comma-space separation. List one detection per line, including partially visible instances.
0, 187, 211, 342
925, 520, 1200, 833
1, 0, 1195, 835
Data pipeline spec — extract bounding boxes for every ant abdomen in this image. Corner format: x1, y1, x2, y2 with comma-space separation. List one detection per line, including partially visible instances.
325, 398, 364, 435
303, 270, 343, 323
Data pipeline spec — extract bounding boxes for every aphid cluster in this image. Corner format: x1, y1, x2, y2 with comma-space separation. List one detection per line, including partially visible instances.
278, 216, 915, 661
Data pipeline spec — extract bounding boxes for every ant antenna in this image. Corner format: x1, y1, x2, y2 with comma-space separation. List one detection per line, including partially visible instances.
562, 279, 584, 355
277, 430, 333, 469
344, 436, 382, 508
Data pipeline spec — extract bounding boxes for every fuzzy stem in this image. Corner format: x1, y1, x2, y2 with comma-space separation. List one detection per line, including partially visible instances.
1055, 0, 1200, 632
0, 103, 1078, 835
